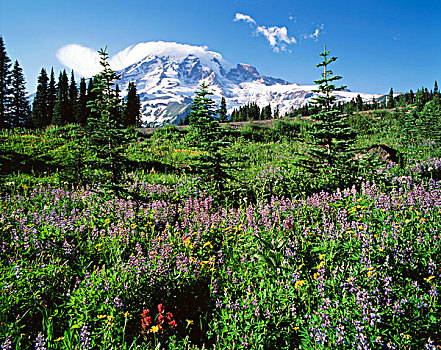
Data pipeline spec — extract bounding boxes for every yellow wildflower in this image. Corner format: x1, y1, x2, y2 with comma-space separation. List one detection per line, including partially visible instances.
424, 276, 435, 282
319, 254, 326, 260
149, 325, 160, 333
294, 280, 306, 289
54, 337, 65, 342
97, 315, 107, 320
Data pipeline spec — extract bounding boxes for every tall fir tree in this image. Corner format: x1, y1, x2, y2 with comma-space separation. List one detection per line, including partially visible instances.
67, 70, 77, 124
86, 78, 98, 124
53, 70, 69, 125
261, 103, 272, 120
47, 68, 57, 126
218, 96, 228, 122
87, 47, 127, 194
75, 77, 88, 125
0, 36, 12, 128
299, 45, 357, 189
387, 88, 395, 109
10, 61, 30, 127
188, 82, 231, 195
415, 89, 425, 111
32, 68, 49, 128
123, 82, 141, 127
409, 90, 415, 104
356, 94, 363, 111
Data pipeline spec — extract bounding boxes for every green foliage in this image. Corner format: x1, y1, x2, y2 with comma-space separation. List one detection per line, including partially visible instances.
0, 36, 12, 129
75, 77, 88, 125
52, 70, 70, 126
152, 124, 182, 141
86, 47, 129, 194
218, 96, 228, 122
10, 61, 31, 128
123, 82, 141, 127
188, 82, 232, 195
47, 68, 57, 127
32, 69, 49, 128
298, 46, 358, 190
387, 87, 395, 108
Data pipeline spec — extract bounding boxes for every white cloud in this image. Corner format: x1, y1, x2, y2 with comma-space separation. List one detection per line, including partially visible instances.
234, 13, 296, 52
301, 24, 324, 41
56, 44, 101, 77
56, 41, 233, 77
256, 25, 297, 51
234, 12, 256, 25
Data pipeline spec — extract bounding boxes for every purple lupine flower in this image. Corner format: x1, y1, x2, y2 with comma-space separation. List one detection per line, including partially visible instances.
34, 332, 46, 350
114, 295, 123, 308
80, 323, 92, 349
1, 336, 12, 350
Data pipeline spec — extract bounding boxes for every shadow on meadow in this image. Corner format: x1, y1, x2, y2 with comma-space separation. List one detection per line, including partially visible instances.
0, 150, 57, 175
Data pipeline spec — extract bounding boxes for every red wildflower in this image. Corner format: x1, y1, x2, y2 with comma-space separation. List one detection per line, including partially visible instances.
158, 303, 165, 314
167, 312, 173, 320
168, 319, 177, 328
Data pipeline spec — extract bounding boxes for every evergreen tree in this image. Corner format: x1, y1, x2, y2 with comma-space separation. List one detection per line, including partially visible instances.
300, 45, 357, 188
398, 94, 407, 107
218, 96, 228, 122
261, 104, 272, 120
87, 47, 127, 194
53, 70, 69, 125
75, 77, 88, 125
67, 70, 77, 124
10, 61, 30, 127
356, 94, 363, 111
188, 82, 230, 194
434, 81, 439, 96
420, 96, 441, 142
0, 36, 12, 128
32, 68, 49, 128
123, 82, 140, 127
86, 78, 98, 123
409, 90, 415, 104
415, 89, 425, 111
47, 68, 57, 126
387, 88, 395, 109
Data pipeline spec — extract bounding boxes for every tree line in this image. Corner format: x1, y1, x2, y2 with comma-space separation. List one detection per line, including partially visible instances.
218, 83, 440, 122
0, 36, 141, 130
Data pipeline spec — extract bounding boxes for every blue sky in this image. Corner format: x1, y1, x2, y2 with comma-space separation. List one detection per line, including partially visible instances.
1, 0, 440, 94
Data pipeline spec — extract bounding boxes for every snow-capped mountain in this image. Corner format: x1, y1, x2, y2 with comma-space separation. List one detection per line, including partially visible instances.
105, 42, 382, 126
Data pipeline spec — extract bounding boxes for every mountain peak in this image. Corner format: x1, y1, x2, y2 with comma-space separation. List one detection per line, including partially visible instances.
57, 41, 382, 126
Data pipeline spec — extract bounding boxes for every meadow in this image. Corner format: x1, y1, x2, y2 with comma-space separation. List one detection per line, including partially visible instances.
0, 108, 440, 349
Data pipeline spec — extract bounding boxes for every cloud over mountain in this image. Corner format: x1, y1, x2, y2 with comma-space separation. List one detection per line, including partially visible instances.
56, 41, 232, 77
